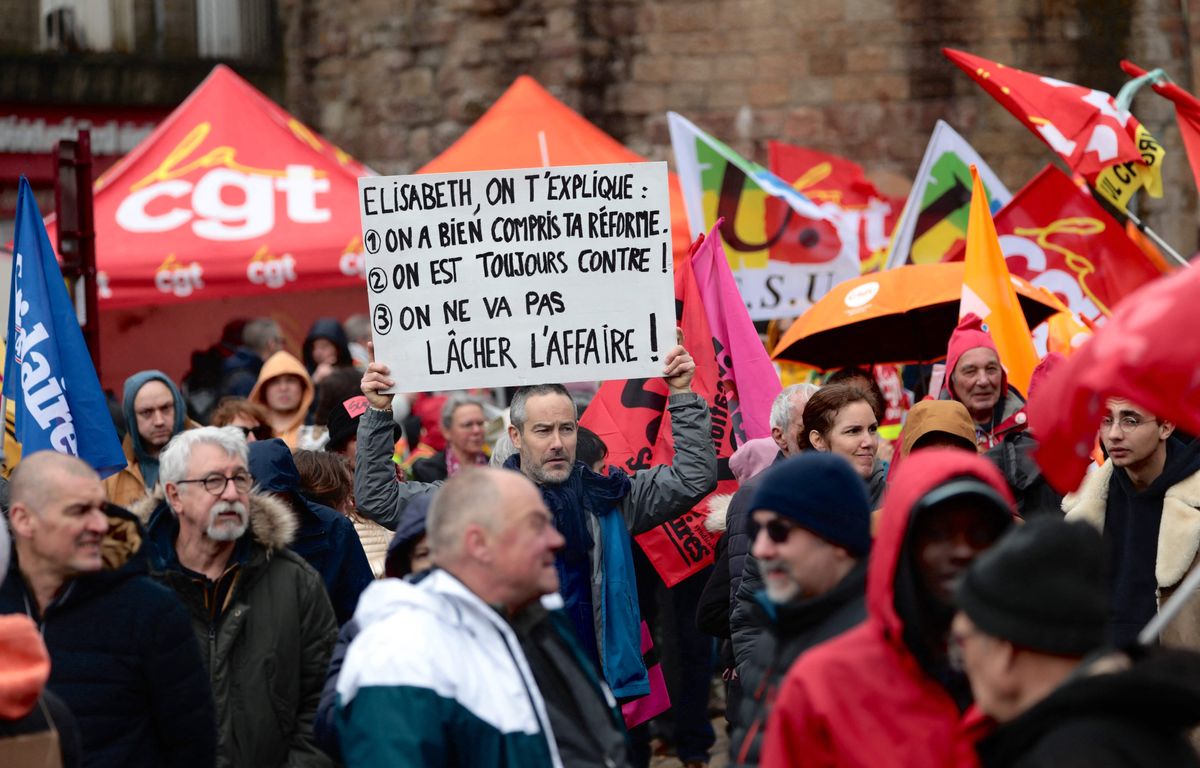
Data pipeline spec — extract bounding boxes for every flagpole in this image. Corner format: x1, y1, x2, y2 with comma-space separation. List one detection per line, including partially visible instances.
1123, 208, 1192, 268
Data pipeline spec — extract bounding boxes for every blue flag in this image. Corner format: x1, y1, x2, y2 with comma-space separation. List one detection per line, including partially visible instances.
3, 177, 125, 477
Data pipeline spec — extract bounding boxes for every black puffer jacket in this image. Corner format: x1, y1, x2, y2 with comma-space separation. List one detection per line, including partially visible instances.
976, 648, 1200, 768
0, 507, 217, 768
730, 559, 868, 767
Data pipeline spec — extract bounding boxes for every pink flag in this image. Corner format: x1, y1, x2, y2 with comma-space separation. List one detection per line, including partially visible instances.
690, 219, 782, 441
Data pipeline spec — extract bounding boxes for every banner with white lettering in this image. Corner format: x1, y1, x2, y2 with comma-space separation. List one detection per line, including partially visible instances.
358, 162, 677, 391
3, 177, 125, 476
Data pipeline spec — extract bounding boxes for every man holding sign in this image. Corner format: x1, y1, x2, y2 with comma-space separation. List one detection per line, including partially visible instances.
355, 338, 717, 701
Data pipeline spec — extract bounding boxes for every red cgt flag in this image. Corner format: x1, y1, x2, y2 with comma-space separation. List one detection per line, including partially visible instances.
581, 235, 738, 587
1122, 59, 1200, 201
1030, 262, 1200, 493
943, 164, 1163, 325
944, 48, 1164, 212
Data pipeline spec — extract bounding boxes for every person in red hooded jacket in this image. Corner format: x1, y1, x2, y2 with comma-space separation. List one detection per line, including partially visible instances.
940, 313, 1028, 450
760, 448, 1016, 768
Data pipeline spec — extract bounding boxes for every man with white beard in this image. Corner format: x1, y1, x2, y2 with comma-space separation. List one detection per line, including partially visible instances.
140, 426, 337, 768
728, 453, 872, 767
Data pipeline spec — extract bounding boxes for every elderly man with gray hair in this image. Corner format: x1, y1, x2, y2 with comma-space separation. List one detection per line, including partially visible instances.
137, 426, 337, 768
337, 467, 629, 768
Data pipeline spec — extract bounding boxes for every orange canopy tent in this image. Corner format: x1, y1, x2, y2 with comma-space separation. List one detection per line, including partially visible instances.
42, 65, 372, 392
419, 76, 693, 263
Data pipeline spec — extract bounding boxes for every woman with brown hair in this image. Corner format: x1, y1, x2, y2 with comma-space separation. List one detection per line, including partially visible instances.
800, 383, 886, 506
293, 450, 391, 578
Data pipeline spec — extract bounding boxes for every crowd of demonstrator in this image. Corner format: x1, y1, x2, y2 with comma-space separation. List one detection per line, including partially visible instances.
1, 311, 1199, 768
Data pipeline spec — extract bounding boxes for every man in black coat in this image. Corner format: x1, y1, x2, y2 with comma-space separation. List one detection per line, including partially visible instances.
0, 451, 216, 768
954, 516, 1200, 767
730, 453, 871, 767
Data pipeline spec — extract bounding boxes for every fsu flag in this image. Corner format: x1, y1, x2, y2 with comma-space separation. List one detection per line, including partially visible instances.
944, 48, 1165, 212
944, 164, 1164, 344
668, 112, 858, 320
582, 224, 780, 586
768, 142, 903, 273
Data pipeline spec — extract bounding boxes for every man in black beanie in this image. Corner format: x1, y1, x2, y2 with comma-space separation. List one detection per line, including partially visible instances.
954, 516, 1200, 767
730, 452, 871, 767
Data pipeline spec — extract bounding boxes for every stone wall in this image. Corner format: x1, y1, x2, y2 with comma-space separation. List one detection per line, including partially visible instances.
284, 0, 1198, 252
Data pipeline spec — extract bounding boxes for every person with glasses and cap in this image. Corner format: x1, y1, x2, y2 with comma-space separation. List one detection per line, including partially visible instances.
1064, 397, 1200, 651
760, 448, 1016, 768
729, 452, 871, 767
136, 426, 337, 768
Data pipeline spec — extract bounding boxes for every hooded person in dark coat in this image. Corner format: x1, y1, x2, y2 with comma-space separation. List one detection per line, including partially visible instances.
730, 453, 870, 767
760, 449, 1016, 767
1, 452, 216, 768
302, 318, 355, 386
247, 438, 374, 625
955, 516, 1200, 768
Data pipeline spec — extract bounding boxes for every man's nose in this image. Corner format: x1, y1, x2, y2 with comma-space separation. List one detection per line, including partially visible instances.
220, 477, 241, 500
85, 508, 109, 533
751, 528, 774, 560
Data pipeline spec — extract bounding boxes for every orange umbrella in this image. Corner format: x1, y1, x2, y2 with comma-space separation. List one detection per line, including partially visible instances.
771, 262, 1061, 370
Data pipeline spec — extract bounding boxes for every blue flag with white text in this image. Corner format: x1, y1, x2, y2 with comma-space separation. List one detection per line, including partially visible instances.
3, 177, 124, 477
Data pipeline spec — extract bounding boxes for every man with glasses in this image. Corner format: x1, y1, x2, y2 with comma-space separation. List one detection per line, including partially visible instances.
104, 370, 200, 507
0, 451, 217, 768
729, 453, 870, 767
940, 314, 1029, 450
1064, 398, 1200, 649
140, 426, 337, 768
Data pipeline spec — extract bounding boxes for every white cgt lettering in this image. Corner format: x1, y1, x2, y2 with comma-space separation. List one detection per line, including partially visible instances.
114, 165, 330, 242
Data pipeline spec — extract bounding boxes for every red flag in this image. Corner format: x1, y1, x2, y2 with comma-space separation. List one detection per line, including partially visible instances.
1122, 59, 1200, 200
581, 235, 738, 587
944, 165, 1162, 325
768, 142, 902, 271
944, 48, 1165, 212
1030, 263, 1197, 493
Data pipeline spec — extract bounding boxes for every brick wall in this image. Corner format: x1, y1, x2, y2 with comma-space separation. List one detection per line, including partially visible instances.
281, 0, 1199, 253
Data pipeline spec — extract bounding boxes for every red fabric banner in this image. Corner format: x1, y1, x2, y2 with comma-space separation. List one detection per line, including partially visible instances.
1030, 263, 1200, 493
581, 234, 740, 587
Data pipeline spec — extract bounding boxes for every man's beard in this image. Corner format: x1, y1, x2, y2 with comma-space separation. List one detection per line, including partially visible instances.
761, 559, 801, 604
206, 500, 249, 542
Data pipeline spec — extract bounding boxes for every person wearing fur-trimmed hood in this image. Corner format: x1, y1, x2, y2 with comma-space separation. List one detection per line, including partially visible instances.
134, 426, 337, 768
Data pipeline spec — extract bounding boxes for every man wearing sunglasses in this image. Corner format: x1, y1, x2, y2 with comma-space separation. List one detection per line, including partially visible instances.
139, 426, 337, 768
730, 452, 871, 767
1064, 398, 1200, 651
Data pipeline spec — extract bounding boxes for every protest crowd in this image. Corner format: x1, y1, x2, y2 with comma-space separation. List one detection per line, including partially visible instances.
5, 37, 1200, 768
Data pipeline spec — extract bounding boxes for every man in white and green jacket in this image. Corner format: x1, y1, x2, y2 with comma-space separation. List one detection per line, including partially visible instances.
336, 466, 628, 768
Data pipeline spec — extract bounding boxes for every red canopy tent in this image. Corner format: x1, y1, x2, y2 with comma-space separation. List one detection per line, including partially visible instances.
45, 65, 372, 391
419, 75, 693, 263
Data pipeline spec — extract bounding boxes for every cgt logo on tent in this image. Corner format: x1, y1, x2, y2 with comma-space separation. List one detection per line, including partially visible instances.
115, 123, 331, 241
155, 254, 204, 297
338, 237, 366, 279
247, 246, 297, 289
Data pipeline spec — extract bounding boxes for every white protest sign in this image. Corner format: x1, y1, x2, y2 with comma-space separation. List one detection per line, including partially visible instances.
358, 162, 676, 391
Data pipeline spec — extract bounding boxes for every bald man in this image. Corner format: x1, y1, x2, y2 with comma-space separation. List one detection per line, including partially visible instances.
335, 467, 629, 768
0, 451, 215, 768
